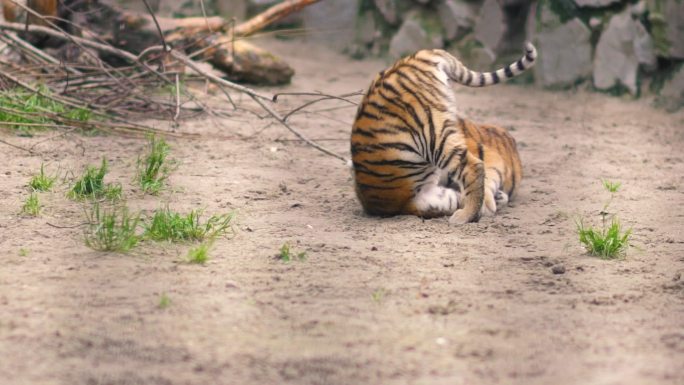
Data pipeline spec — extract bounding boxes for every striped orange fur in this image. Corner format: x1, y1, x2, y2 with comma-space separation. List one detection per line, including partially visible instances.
351, 43, 536, 224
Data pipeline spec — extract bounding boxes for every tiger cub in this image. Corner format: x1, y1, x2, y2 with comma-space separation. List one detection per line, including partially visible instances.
351, 43, 536, 224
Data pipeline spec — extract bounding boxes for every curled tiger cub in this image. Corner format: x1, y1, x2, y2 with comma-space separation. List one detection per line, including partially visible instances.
351, 43, 536, 224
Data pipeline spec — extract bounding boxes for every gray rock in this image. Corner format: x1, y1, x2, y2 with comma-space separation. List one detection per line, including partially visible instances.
533, 17, 593, 87
451, 44, 496, 70
356, 10, 377, 45
474, 0, 506, 54
301, 0, 360, 51
390, 20, 428, 58
663, 0, 684, 59
593, 10, 654, 94
375, 0, 400, 25
551, 264, 566, 274
389, 13, 443, 58
438, 0, 477, 40
574, 0, 621, 7
634, 22, 657, 72
657, 65, 684, 111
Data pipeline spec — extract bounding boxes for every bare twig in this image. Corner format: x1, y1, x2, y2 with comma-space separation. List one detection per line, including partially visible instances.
234, 0, 322, 37
249, 94, 349, 164
141, 0, 168, 52
0, 138, 34, 153
273, 90, 362, 121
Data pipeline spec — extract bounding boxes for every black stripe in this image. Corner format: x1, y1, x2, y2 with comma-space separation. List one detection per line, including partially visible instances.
465, 71, 472, 85
525, 51, 535, 62
371, 128, 399, 135
508, 167, 517, 197
477, 143, 484, 160
491, 72, 500, 84
438, 146, 465, 169
358, 110, 381, 121
357, 182, 398, 191
353, 162, 393, 178
479, 73, 486, 86
434, 128, 457, 164
504, 66, 513, 78
385, 169, 431, 182
363, 159, 428, 168
516, 59, 525, 72
354, 128, 375, 138
426, 107, 436, 163
351, 142, 420, 156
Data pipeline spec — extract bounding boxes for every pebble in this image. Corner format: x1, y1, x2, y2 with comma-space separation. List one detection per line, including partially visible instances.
552, 264, 566, 275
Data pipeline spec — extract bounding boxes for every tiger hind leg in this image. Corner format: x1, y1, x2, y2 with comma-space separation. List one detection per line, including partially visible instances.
448, 152, 485, 224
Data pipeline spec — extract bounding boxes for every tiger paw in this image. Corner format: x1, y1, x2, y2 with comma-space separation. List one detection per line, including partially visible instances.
482, 191, 497, 217
449, 209, 473, 225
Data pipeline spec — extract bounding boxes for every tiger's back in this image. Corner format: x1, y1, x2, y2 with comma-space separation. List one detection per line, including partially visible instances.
351, 44, 536, 224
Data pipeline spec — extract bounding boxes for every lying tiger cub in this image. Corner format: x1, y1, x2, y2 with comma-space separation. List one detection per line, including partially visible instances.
351, 43, 536, 224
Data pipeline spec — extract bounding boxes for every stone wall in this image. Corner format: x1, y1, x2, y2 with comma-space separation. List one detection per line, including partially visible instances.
352, 0, 682, 107
116, 0, 683, 108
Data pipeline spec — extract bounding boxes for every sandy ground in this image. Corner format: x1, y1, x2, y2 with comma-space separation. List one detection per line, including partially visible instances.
1, 39, 683, 385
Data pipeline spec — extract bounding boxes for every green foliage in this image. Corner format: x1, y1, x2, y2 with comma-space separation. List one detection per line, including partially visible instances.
21, 193, 41, 216
18, 248, 29, 257
577, 218, 632, 259
137, 135, 173, 194
647, 1, 672, 56
278, 242, 307, 262
68, 158, 122, 201
143, 208, 234, 242
28, 163, 57, 192
84, 204, 140, 252
158, 293, 171, 309
602, 179, 621, 193
0, 86, 91, 135
186, 243, 211, 264
576, 180, 632, 259
371, 288, 386, 303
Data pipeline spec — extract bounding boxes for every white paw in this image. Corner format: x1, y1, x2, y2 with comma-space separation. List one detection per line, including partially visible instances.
449, 209, 471, 225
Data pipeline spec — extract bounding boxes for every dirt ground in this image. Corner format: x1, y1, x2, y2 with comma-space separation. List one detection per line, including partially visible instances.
1, 39, 683, 385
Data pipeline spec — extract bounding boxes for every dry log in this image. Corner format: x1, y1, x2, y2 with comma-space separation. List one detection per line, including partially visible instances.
0, 0, 314, 85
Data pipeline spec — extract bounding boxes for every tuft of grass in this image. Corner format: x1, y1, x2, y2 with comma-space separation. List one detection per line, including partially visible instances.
602, 179, 621, 193
0, 86, 91, 135
68, 158, 122, 200
278, 242, 307, 262
143, 208, 234, 242
371, 288, 386, 304
158, 293, 171, 309
18, 248, 29, 257
28, 163, 57, 191
186, 243, 211, 264
577, 218, 631, 259
137, 135, 173, 195
84, 204, 140, 252
21, 193, 41, 216
576, 179, 632, 259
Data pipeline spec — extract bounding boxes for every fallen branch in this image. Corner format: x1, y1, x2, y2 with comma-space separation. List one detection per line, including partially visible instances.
234, 0, 323, 37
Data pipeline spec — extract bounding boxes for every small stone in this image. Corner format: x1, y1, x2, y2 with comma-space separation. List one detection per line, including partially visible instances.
552, 265, 566, 275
